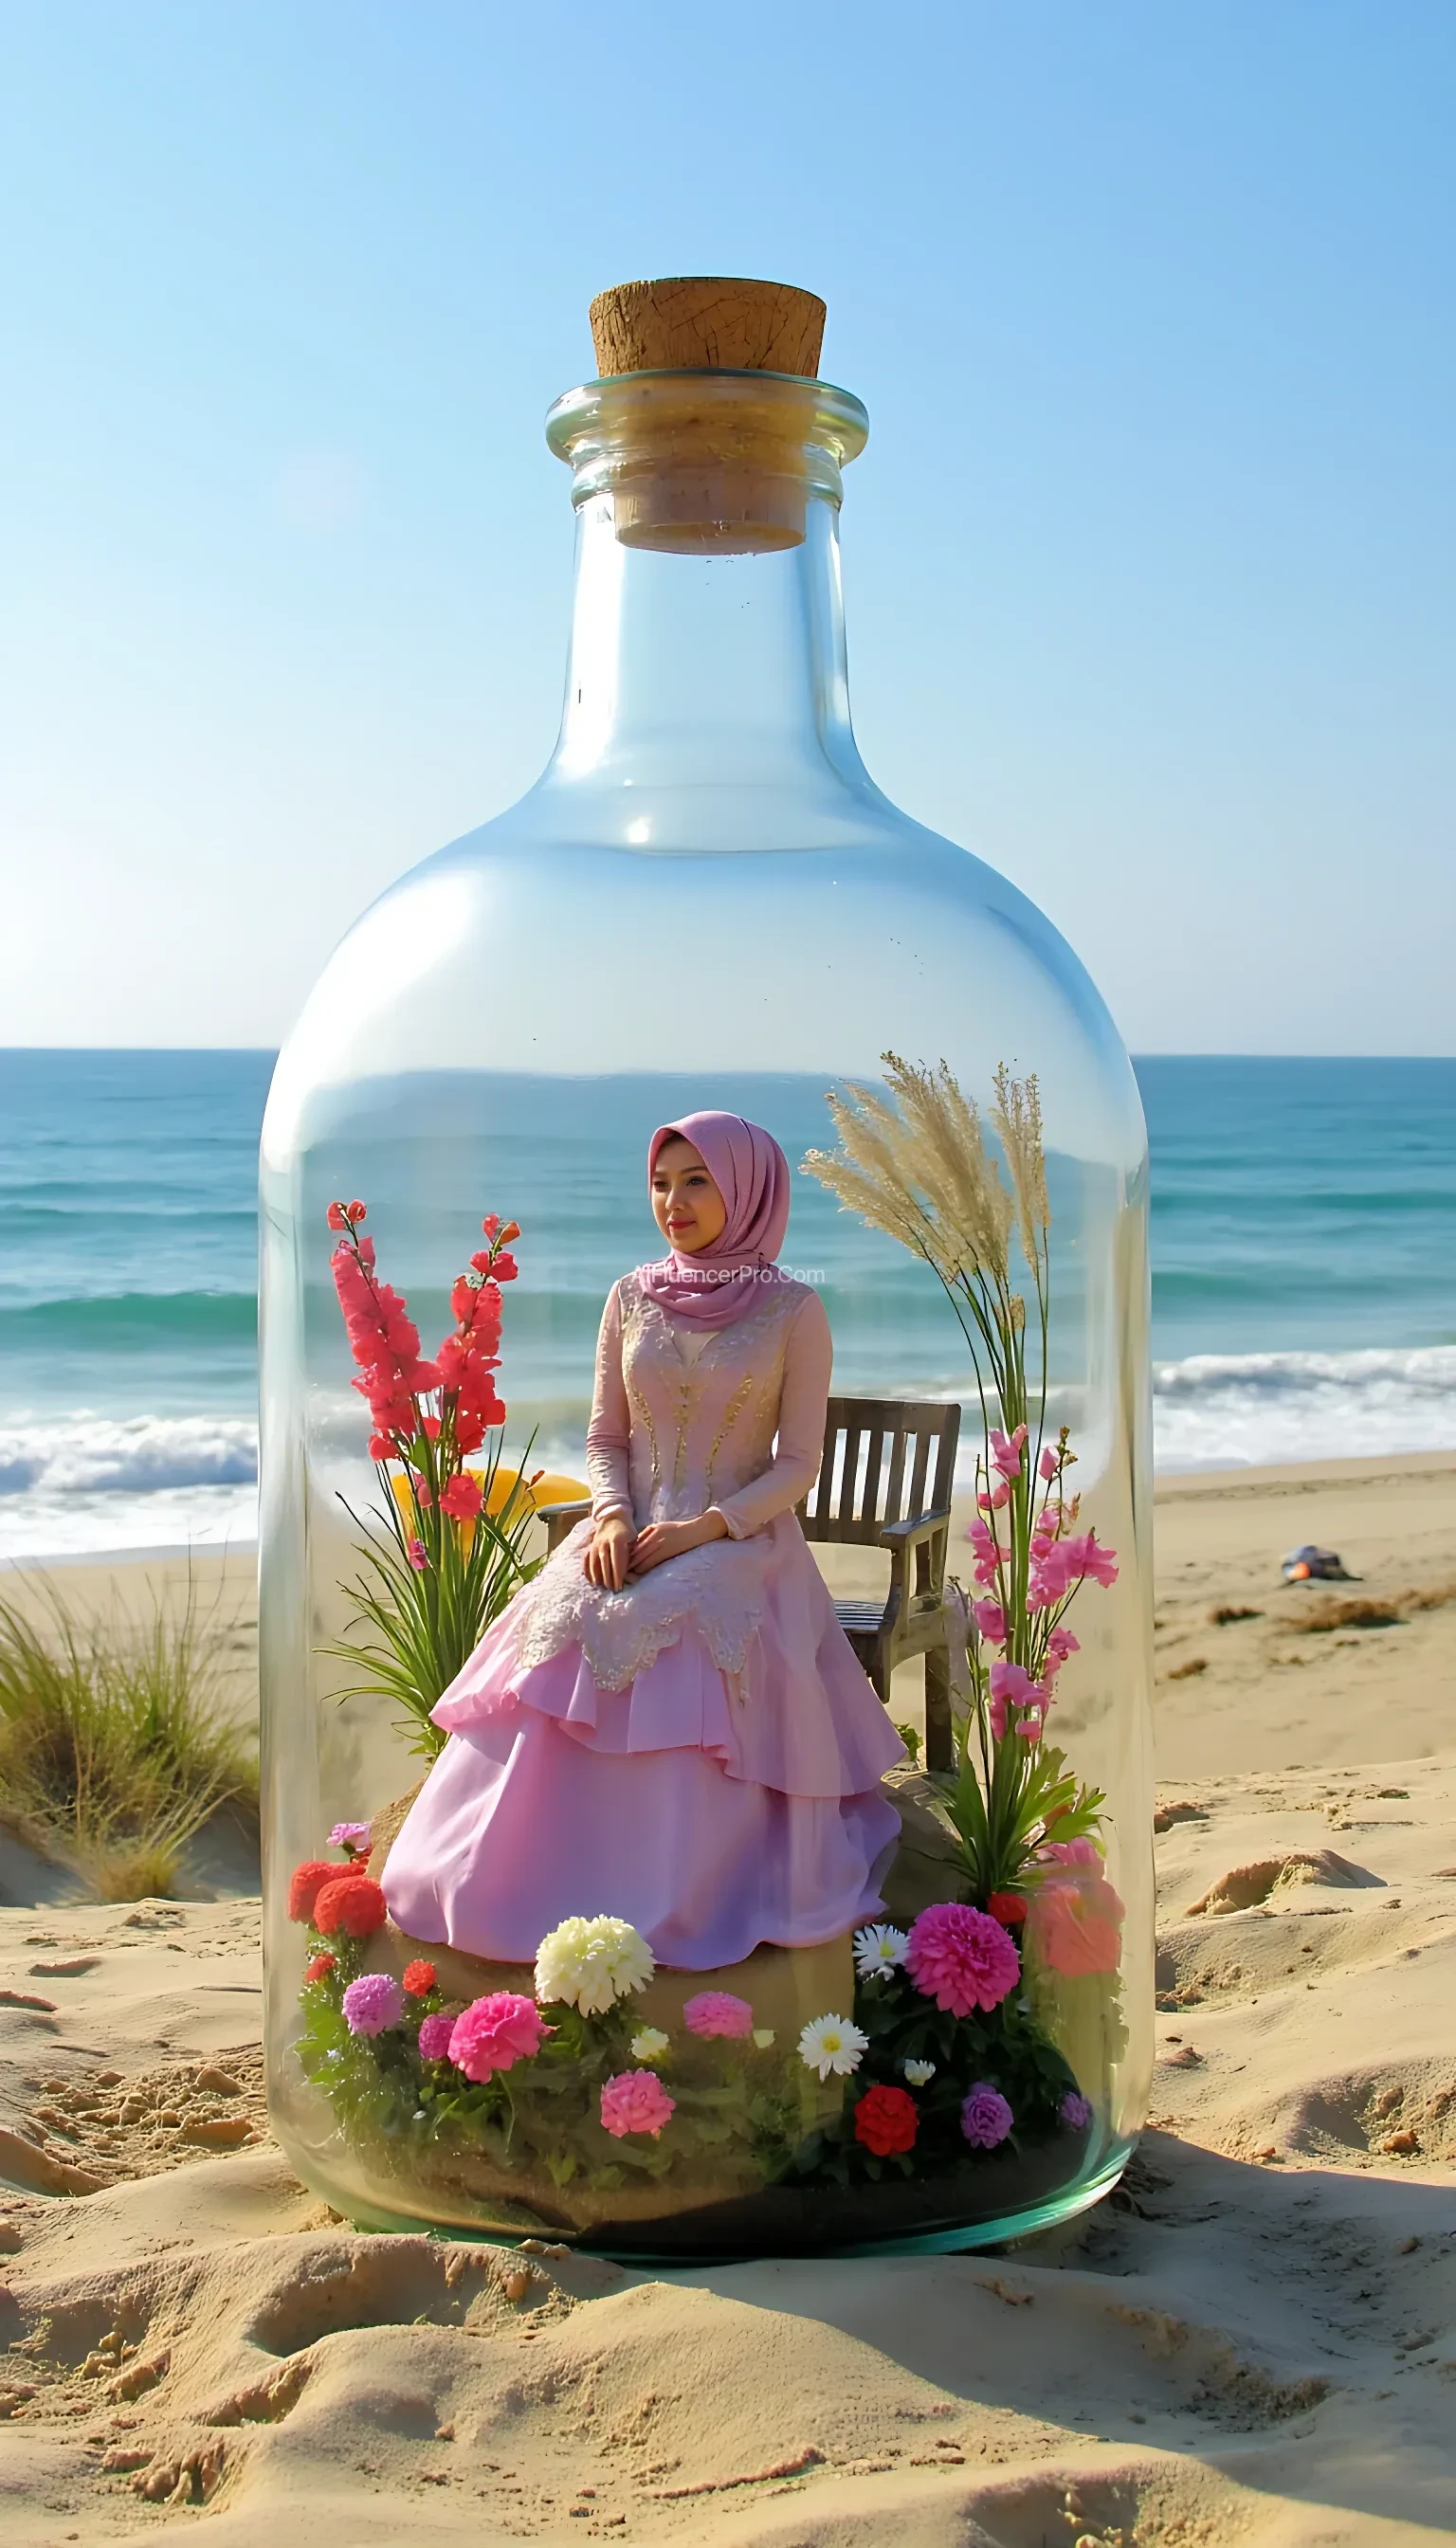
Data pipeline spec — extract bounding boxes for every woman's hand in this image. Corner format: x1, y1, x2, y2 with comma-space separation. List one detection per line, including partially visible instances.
628, 1509, 730, 1577
584, 1514, 634, 1590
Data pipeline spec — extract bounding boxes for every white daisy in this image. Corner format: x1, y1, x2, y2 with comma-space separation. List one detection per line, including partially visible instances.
901, 2058, 937, 2087
629, 2026, 670, 2063
752, 2029, 776, 2049
797, 2012, 869, 2081
853, 1922, 908, 1980
535, 1915, 654, 2016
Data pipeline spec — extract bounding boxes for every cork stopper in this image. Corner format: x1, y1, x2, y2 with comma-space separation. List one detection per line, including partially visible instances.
589, 277, 826, 381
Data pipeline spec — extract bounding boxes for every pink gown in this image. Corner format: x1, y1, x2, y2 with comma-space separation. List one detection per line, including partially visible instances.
381, 1272, 904, 1969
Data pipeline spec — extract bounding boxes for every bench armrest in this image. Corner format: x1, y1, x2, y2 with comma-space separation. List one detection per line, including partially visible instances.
877, 1506, 953, 1551
537, 1499, 592, 1554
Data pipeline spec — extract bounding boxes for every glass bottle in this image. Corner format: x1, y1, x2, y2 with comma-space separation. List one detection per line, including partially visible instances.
260, 277, 1153, 2256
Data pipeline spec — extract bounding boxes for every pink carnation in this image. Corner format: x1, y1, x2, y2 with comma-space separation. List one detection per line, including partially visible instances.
599, 2069, 676, 2140
904, 1901, 1020, 2017
682, 1991, 754, 2040
447, 1992, 551, 2083
417, 2012, 455, 2061
1026, 1866, 1125, 1977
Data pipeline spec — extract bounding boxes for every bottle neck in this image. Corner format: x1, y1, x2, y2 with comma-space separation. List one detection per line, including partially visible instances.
547, 489, 864, 794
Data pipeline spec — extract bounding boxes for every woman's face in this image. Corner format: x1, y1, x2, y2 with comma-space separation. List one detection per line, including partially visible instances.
651, 1137, 728, 1253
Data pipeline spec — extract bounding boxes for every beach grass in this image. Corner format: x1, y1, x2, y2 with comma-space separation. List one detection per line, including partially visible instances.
0, 1577, 258, 1900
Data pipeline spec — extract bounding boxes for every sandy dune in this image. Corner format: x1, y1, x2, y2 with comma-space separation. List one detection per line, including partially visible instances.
1, 1458, 1453, 2542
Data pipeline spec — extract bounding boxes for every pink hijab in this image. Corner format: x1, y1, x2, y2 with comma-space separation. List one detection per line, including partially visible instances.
638, 1111, 792, 1329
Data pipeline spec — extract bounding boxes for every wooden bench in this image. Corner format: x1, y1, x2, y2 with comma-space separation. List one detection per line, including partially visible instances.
538, 1394, 963, 1770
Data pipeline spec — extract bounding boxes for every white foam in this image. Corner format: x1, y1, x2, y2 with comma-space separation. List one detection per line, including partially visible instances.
1152, 1344, 1456, 1470
0, 1414, 260, 1561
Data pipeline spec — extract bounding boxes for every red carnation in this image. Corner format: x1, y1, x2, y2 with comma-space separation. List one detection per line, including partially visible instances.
288, 1858, 343, 1923
403, 1959, 437, 1996
987, 1891, 1029, 1927
312, 1874, 388, 1938
303, 1953, 337, 1983
853, 2084, 919, 2158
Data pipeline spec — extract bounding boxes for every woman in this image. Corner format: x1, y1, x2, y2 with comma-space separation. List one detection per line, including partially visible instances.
381, 1110, 903, 1968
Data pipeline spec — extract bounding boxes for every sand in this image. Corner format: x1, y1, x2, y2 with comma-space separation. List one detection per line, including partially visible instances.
1, 1455, 1453, 2543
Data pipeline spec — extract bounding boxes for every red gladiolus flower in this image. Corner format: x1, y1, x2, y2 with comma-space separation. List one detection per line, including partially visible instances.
346, 1201, 366, 1223
311, 1874, 388, 1938
303, 1953, 337, 1983
481, 1213, 500, 1240
438, 1470, 483, 1521
853, 2084, 919, 2157
326, 1202, 348, 1230
499, 1221, 519, 1246
287, 1859, 343, 1923
403, 1959, 437, 1996
368, 1433, 394, 1462
492, 1252, 519, 1283
987, 1891, 1029, 1927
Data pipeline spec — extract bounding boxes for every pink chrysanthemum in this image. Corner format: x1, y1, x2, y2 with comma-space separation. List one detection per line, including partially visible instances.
447, 1992, 550, 2084
341, 1972, 404, 2037
599, 2069, 676, 2140
417, 2012, 455, 2062
904, 1901, 1020, 2017
682, 1991, 754, 2040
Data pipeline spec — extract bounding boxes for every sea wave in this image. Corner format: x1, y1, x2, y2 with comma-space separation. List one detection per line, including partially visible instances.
3, 1348, 1455, 1559
1152, 1344, 1456, 1470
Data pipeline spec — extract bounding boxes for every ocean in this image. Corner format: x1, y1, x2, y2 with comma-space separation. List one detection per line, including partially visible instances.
1, 1050, 1452, 1560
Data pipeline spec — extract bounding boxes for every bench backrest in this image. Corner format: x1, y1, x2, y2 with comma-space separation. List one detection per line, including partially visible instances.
799, 1397, 961, 1545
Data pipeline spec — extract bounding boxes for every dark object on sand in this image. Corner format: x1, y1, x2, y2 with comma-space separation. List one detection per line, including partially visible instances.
1281, 1544, 1354, 1585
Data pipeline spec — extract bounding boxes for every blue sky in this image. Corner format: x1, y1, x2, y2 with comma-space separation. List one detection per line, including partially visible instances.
1, 2, 1451, 1052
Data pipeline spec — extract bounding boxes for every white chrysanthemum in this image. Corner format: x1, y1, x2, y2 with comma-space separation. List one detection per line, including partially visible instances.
797, 2012, 869, 2081
535, 1915, 654, 2016
752, 2029, 776, 2049
901, 2058, 937, 2087
630, 2026, 670, 2063
853, 1921, 908, 1980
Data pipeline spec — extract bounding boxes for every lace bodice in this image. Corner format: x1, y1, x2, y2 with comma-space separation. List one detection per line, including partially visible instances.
585, 1272, 830, 1536
510, 1272, 831, 1690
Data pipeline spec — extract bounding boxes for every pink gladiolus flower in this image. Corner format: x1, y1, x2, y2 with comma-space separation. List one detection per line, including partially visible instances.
1039, 1444, 1060, 1481
977, 1479, 1010, 1511
904, 1902, 1020, 2017
481, 1213, 501, 1240
368, 1433, 395, 1462
990, 1424, 1028, 1479
492, 1252, 519, 1283
972, 1600, 1006, 1646
447, 1992, 551, 2084
1061, 1531, 1119, 1587
438, 1470, 483, 1521
346, 1201, 366, 1223
966, 1517, 1001, 1588
326, 1201, 348, 1231
682, 1991, 754, 2040
407, 1538, 428, 1571
599, 2069, 676, 2139
417, 2012, 455, 2062
1046, 1625, 1081, 1667
989, 1659, 1041, 1738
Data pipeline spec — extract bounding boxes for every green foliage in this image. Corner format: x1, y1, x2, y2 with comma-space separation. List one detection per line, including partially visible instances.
0, 1578, 258, 1899
324, 1431, 541, 1758
935, 1732, 1107, 1901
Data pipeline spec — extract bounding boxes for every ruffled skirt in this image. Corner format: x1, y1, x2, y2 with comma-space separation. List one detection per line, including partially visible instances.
381, 1520, 904, 1970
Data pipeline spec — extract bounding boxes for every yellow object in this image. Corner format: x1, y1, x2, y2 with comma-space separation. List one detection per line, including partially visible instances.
390, 1464, 588, 1551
